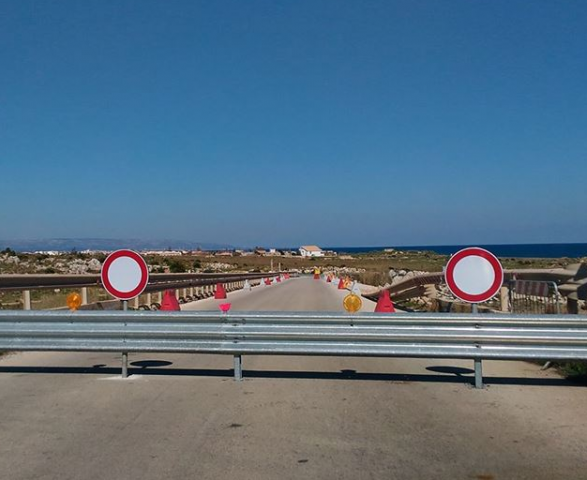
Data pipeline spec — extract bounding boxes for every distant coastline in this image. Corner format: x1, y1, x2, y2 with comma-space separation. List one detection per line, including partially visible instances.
0, 238, 234, 253
2, 238, 586, 259
325, 243, 587, 259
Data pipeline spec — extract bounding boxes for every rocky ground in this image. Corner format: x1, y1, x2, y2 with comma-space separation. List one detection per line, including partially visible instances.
0, 252, 103, 274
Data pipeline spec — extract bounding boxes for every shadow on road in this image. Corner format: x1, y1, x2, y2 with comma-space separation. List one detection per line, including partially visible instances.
130, 360, 173, 368
0, 364, 582, 387
426, 366, 475, 376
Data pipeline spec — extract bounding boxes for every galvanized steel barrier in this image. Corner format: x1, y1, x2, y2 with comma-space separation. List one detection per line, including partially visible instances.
0, 273, 281, 291
1, 310, 586, 388
0, 272, 289, 310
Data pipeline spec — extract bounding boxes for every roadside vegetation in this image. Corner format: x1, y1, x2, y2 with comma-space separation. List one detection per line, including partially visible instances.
556, 361, 587, 383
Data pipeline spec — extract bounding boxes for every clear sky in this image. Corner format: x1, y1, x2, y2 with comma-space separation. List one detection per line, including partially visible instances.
1, 1, 586, 247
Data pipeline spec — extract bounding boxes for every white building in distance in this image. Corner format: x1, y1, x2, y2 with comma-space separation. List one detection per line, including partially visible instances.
299, 245, 324, 258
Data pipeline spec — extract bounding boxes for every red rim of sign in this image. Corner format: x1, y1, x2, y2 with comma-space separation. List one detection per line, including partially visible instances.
100, 249, 149, 300
444, 247, 503, 303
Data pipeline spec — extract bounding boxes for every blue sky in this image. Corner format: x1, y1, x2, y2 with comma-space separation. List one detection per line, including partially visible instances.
1, 1, 586, 247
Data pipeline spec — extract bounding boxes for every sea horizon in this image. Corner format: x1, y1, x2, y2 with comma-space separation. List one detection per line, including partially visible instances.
323, 243, 587, 259
3, 239, 587, 259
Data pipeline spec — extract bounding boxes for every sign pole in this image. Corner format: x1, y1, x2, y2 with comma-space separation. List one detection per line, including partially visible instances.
122, 300, 129, 378
471, 303, 483, 389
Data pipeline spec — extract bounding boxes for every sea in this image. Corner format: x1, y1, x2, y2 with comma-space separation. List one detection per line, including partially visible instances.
325, 243, 587, 259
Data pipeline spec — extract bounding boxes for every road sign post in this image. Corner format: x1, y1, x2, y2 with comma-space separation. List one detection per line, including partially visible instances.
444, 247, 504, 389
122, 299, 128, 377
101, 250, 149, 378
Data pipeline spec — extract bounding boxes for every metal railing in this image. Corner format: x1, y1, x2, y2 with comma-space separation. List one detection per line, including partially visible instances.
1, 310, 586, 388
0, 272, 281, 291
0, 272, 288, 310
509, 280, 561, 314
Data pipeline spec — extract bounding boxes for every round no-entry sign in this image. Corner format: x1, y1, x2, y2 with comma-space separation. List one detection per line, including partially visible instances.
101, 249, 149, 300
444, 247, 503, 303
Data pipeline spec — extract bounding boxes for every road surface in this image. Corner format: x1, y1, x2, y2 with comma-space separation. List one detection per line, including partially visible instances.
0, 277, 585, 480
181, 275, 378, 312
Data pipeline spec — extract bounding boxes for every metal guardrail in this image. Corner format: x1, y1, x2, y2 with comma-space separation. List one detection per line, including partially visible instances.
0, 272, 289, 311
0, 272, 284, 291
1, 310, 586, 388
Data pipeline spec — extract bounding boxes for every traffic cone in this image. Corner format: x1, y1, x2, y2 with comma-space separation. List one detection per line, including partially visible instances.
214, 283, 227, 299
243, 280, 251, 291
160, 289, 180, 311
276, 276, 281, 283
326, 275, 332, 283
374, 290, 395, 313
265, 278, 272, 286
337, 278, 345, 290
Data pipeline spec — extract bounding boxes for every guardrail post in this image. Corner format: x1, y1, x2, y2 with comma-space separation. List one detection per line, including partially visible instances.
158, 291, 163, 303
474, 359, 483, 389
122, 352, 129, 378
81, 287, 88, 306
133, 296, 140, 309
146, 292, 152, 305
500, 286, 509, 312
233, 355, 243, 381
567, 296, 579, 314
22, 290, 31, 310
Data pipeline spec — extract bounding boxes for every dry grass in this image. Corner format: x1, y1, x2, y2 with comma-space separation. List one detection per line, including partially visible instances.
0, 287, 109, 311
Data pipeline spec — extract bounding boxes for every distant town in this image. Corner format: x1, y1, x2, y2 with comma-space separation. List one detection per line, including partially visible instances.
28, 245, 335, 258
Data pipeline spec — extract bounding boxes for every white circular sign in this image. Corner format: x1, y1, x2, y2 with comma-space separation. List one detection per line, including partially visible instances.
101, 249, 149, 300
444, 247, 503, 303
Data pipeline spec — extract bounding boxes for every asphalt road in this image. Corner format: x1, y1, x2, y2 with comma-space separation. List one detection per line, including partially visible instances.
0, 277, 585, 480
181, 275, 378, 312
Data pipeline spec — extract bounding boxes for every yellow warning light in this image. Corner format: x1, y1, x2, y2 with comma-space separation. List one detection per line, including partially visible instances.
343, 293, 362, 314
67, 292, 82, 311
